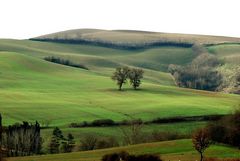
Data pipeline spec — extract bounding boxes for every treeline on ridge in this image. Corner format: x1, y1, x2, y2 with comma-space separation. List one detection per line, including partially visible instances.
31, 38, 193, 50
44, 56, 88, 70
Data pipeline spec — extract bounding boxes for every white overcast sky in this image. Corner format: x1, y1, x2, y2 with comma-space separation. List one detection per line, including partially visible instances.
0, 0, 240, 39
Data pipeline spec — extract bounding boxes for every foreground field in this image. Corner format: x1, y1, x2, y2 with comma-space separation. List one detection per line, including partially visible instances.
7, 139, 240, 161
40, 121, 207, 152
0, 52, 239, 126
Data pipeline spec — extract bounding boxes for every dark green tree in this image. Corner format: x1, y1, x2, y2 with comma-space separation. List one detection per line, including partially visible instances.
61, 133, 75, 153
129, 68, 144, 90
111, 67, 130, 90
49, 127, 64, 154
49, 137, 60, 154
53, 127, 64, 140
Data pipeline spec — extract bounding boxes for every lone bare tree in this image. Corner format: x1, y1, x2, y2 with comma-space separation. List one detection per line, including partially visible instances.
192, 128, 211, 161
120, 119, 144, 145
129, 68, 144, 90
111, 67, 130, 90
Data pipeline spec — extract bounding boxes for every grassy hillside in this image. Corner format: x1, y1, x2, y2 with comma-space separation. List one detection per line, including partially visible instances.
1, 30, 240, 160
207, 44, 240, 92
207, 44, 240, 65
7, 139, 240, 161
33, 29, 240, 46
0, 52, 239, 126
0, 39, 187, 85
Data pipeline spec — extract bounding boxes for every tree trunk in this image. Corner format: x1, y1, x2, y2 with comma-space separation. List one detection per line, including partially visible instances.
134, 85, 137, 90
200, 152, 203, 161
119, 83, 122, 90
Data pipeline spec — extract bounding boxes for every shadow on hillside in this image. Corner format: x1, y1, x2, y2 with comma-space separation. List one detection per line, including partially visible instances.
103, 88, 195, 97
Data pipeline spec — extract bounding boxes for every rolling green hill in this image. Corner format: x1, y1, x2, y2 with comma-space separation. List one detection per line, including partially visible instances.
7, 139, 240, 161
0, 51, 239, 126
1, 29, 240, 160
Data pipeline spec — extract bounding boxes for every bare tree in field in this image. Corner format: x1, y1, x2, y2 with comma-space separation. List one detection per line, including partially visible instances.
192, 128, 211, 161
111, 67, 130, 90
80, 135, 98, 150
120, 119, 144, 145
129, 68, 144, 90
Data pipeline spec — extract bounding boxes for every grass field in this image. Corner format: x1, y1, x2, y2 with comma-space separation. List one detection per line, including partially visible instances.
207, 44, 240, 64
0, 52, 239, 126
1, 30, 240, 160
7, 139, 240, 161
39, 121, 207, 152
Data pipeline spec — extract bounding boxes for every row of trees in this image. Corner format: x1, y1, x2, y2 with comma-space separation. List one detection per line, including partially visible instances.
111, 67, 144, 90
33, 38, 193, 50
168, 53, 223, 91
0, 118, 42, 157
44, 56, 88, 70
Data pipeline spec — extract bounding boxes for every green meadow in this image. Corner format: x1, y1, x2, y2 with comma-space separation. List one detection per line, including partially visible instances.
0, 52, 239, 126
1, 30, 240, 160
7, 139, 240, 161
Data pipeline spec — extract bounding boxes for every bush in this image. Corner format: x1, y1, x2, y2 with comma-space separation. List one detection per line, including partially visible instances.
70, 119, 115, 128
169, 53, 223, 91
92, 119, 116, 127
206, 109, 240, 148
151, 130, 187, 142
96, 137, 119, 149
101, 151, 162, 161
79, 135, 98, 151
44, 56, 88, 70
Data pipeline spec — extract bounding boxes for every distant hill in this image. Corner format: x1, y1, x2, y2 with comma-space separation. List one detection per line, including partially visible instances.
31, 29, 240, 49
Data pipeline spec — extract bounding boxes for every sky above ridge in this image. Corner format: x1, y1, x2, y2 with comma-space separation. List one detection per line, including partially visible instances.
0, 0, 240, 39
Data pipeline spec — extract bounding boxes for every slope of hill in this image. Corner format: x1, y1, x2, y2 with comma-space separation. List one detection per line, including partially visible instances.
1, 30, 240, 160
32, 29, 240, 49
7, 139, 240, 161
0, 51, 239, 126
0, 39, 193, 83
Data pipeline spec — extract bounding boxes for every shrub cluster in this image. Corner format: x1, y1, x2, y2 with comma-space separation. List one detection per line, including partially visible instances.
79, 135, 119, 151
169, 53, 223, 91
151, 114, 224, 124
69, 119, 117, 128
69, 115, 223, 128
102, 151, 162, 161
206, 110, 240, 148
44, 56, 88, 70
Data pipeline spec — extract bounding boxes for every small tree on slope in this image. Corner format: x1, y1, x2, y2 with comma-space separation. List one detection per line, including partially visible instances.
192, 128, 211, 161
